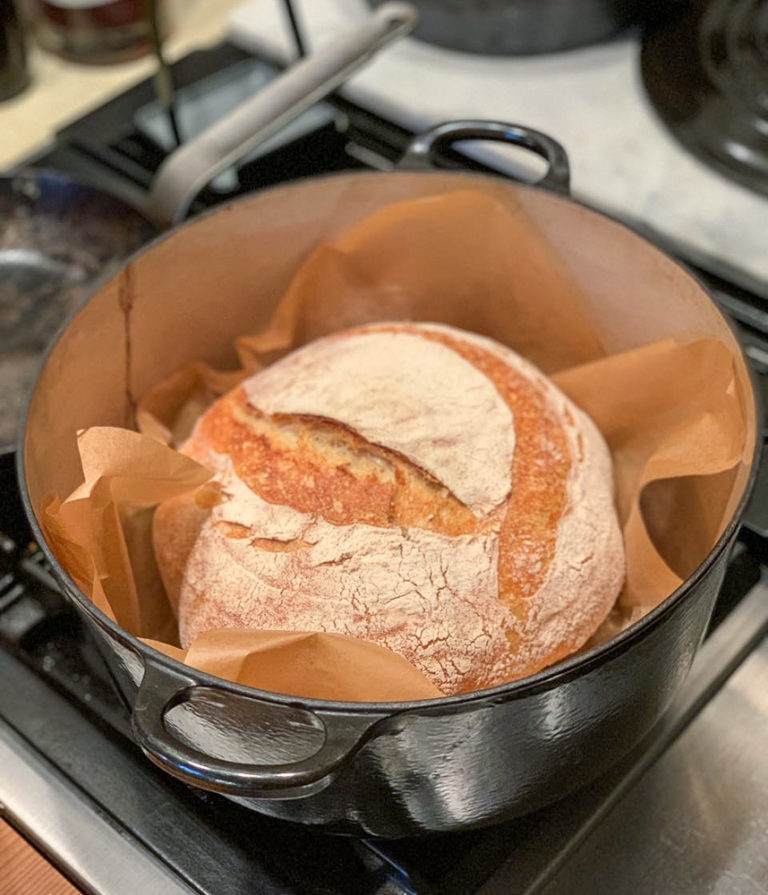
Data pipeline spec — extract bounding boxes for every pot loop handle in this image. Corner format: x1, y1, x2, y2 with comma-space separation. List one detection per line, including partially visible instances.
399, 120, 571, 194
145, 2, 418, 228
132, 662, 384, 798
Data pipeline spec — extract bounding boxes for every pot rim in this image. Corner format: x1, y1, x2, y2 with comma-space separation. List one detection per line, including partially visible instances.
16, 167, 763, 715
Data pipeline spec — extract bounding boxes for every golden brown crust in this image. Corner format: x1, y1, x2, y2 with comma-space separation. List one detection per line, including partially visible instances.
353, 325, 570, 686
191, 389, 481, 536
152, 490, 209, 613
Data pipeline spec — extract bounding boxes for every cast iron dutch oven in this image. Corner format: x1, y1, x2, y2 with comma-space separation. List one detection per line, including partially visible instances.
17, 115, 760, 834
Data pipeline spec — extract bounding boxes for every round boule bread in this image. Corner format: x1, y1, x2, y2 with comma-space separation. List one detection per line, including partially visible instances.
153, 323, 624, 695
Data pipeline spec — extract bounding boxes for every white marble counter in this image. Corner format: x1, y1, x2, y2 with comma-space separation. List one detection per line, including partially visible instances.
229, 0, 768, 290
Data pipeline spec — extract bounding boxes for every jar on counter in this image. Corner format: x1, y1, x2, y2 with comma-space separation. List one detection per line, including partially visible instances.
32, 0, 167, 65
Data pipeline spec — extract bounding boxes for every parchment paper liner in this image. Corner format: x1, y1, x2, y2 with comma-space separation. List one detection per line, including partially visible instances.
39, 190, 749, 702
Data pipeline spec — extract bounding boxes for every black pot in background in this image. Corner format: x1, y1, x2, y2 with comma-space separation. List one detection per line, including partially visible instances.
369, 0, 668, 55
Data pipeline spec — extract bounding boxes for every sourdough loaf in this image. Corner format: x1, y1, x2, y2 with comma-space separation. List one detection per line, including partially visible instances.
153, 323, 624, 695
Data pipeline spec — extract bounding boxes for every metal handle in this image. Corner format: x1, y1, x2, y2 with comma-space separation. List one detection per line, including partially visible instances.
145, 2, 418, 227
399, 120, 571, 193
131, 662, 382, 798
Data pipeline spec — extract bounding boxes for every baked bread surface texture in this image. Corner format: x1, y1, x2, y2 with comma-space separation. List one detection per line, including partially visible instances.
154, 323, 624, 695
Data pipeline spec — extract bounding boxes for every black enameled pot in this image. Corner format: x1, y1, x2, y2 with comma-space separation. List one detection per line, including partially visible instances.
19, 122, 759, 837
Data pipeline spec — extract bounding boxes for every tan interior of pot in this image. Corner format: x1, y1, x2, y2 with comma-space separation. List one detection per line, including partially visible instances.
25, 172, 755, 516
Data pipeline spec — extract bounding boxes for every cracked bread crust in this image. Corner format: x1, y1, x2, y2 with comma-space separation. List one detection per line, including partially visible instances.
153, 323, 624, 695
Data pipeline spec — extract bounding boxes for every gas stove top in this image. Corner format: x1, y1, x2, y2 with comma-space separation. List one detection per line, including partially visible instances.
2, 40, 768, 895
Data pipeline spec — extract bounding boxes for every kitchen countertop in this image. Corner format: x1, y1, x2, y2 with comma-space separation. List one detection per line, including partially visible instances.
0, 0, 242, 169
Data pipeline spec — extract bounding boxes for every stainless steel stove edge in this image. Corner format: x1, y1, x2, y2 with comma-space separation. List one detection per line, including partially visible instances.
0, 719, 196, 895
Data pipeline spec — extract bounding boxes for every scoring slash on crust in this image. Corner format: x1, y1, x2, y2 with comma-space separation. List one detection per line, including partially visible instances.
153, 323, 625, 696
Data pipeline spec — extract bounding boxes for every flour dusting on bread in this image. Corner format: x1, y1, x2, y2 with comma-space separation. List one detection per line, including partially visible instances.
153, 323, 625, 695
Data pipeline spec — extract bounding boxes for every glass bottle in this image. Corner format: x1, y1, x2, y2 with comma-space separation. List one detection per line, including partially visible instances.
0, 0, 29, 100
33, 0, 165, 65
